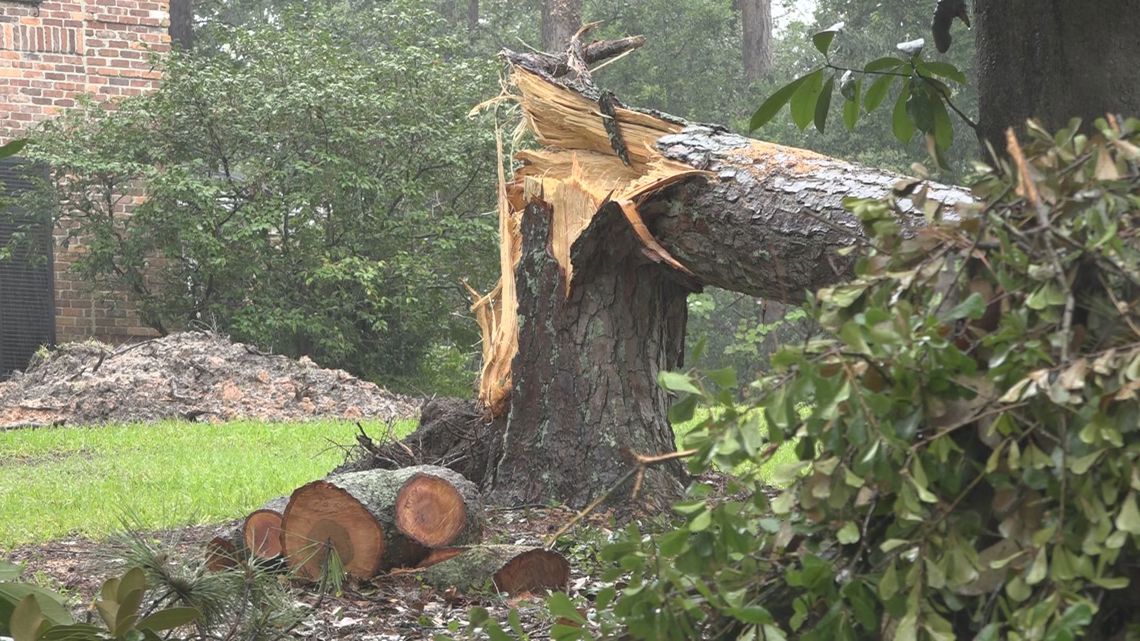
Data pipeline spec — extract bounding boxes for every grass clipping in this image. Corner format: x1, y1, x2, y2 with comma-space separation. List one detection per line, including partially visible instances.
470, 68, 708, 416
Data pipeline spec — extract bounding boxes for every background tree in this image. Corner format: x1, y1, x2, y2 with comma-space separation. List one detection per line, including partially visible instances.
974, 0, 1140, 151
542, 0, 581, 50
739, 0, 772, 81
168, 0, 194, 49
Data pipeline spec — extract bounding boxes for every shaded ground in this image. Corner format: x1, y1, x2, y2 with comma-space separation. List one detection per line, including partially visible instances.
0, 332, 419, 429
6, 506, 617, 640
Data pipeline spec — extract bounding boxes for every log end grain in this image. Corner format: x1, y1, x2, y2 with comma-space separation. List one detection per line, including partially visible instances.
395, 472, 469, 548
281, 480, 385, 579
243, 509, 284, 559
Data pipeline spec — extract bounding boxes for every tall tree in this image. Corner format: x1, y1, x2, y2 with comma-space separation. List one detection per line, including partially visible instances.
541, 0, 581, 51
974, 0, 1140, 150
739, 0, 771, 81
168, 0, 194, 49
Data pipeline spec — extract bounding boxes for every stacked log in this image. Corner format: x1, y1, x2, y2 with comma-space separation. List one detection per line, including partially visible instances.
208, 464, 569, 595
279, 465, 483, 579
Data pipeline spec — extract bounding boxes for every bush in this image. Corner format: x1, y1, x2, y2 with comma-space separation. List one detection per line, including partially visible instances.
24, 1, 499, 386
546, 118, 1140, 640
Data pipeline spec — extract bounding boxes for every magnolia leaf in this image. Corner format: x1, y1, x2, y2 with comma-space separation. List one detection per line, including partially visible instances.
811, 22, 844, 56
750, 75, 810, 131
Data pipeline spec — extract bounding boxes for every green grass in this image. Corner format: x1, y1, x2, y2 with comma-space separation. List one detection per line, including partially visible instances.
0, 408, 795, 548
0, 419, 417, 548
671, 407, 799, 482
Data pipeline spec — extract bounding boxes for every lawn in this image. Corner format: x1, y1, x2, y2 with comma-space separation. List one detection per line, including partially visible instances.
0, 410, 795, 547
0, 419, 417, 548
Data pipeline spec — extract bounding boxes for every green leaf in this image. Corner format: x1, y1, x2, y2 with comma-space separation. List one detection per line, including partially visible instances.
137, 607, 200, 632
906, 86, 935, 133
864, 56, 905, 73
894, 612, 917, 641
1025, 546, 1047, 585
0, 561, 21, 581
10, 595, 45, 641
814, 76, 835, 133
0, 585, 74, 628
1115, 492, 1140, 534
689, 509, 712, 532
812, 22, 844, 56
790, 69, 825, 130
750, 75, 810, 132
668, 394, 699, 424
878, 562, 899, 600
864, 74, 894, 112
706, 367, 737, 389
38, 623, 109, 640
921, 61, 967, 84
837, 522, 860, 544
546, 593, 586, 625
892, 81, 916, 143
843, 94, 860, 130
0, 139, 29, 160
943, 292, 985, 321
658, 371, 701, 395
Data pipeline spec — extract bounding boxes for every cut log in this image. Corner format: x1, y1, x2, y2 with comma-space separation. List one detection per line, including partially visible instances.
243, 496, 288, 559
396, 470, 482, 548
205, 534, 240, 572
417, 544, 570, 595
280, 465, 483, 579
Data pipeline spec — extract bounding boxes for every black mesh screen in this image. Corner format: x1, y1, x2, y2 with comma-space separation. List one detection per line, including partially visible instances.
0, 157, 55, 379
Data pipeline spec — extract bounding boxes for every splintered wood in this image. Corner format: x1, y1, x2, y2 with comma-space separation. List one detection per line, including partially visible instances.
468, 68, 709, 416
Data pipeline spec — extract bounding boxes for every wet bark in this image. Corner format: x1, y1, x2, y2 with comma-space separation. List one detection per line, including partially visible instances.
975, 0, 1140, 150
489, 200, 692, 507
740, 0, 772, 82
541, 0, 581, 52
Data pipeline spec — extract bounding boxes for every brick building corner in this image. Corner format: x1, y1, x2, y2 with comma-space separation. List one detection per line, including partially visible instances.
1, 0, 169, 374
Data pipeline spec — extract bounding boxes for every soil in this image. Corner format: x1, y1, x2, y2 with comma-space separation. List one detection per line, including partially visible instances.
0, 332, 420, 429
5, 506, 613, 641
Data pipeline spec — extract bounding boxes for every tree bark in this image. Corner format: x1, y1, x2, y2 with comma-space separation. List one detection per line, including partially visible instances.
542, 0, 581, 52
489, 199, 693, 507
740, 0, 773, 82
974, 0, 1140, 151
168, 0, 194, 50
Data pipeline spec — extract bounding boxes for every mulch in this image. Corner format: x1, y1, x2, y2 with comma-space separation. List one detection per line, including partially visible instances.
0, 331, 420, 429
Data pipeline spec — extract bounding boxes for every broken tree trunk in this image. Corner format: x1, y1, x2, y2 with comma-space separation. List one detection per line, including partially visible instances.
395, 38, 972, 508
280, 466, 482, 579
416, 544, 570, 595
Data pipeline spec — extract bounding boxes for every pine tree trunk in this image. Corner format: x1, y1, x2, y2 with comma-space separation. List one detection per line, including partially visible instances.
740, 0, 772, 82
974, 0, 1140, 150
489, 200, 692, 506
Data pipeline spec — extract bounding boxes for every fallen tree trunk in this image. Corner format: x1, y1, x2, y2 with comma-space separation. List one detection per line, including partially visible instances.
416, 544, 570, 595
380, 39, 972, 508
281, 466, 482, 579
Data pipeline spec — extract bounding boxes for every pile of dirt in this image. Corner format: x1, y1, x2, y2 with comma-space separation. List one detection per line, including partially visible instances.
0, 332, 420, 428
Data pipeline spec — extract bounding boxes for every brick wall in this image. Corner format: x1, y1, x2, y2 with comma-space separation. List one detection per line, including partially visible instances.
0, 0, 169, 344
